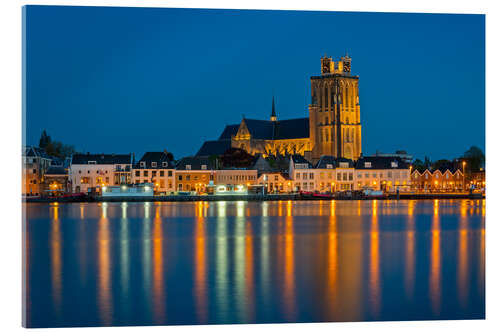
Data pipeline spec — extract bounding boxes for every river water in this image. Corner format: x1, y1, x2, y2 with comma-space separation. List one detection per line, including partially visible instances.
23, 199, 485, 327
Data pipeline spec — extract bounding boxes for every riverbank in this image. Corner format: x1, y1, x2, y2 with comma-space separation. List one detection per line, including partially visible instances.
23, 192, 484, 203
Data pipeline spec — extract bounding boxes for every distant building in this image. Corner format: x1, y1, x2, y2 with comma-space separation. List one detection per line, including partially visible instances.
373, 150, 413, 164
132, 152, 175, 194
215, 169, 258, 187
196, 55, 362, 164
22, 146, 51, 196
354, 156, 411, 192
70, 153, 132, 193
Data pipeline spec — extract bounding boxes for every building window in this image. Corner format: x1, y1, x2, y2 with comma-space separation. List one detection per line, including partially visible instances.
152, 171, 157, 177
296, 173, 301, 179
391, 161, 398, 168
186, 165, 192, 170
309, 173, 314, 179
178, 175, 183, 181
326, 164, 333, 169
168, 171, 173, 177
349, 173, 353, 181
78, 170, 81, 174
337, 173, 341, 181
160, 171, 165, 177
33, 169, 36, 174
144, 170, 148, 177
162, 162, 168, 167
152, 162, 157, 168
339, 162, 348, 168
140, 161, 146, 168
88, 161, 96, 165
201, 164, 207, 170
186, 175, 191, 181
343, 173, 347, 181
364, 162, 372, 168
135, 170, 140, 177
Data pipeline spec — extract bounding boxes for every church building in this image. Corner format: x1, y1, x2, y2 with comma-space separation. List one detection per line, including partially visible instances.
196, 54, 362, 163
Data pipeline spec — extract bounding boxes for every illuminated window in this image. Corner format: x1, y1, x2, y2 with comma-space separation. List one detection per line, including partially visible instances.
201, 164, 207, 170
140, 161, 146, 168
364, 162, 372, 168
152, 162, 157, 168
186, 165, 191, 170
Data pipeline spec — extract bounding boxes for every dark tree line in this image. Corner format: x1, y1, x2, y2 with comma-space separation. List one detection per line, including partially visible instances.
38, 130, 76, 159
412, 146, 485, 174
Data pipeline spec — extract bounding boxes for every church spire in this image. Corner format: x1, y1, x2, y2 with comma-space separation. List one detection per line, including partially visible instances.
270, 95, 277, 122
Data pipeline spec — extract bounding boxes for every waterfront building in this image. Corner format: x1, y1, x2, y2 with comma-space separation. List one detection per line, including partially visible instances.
215, 168, 258, 187
288, 154, 315, 192
354, 156, 410, 192
40, 166, 69, 196
132, 152, 175, 194
411, 167, 464, 192
317, 156, 355, 192
196, 54, 362, 163
22, 146, 51, 196
175, 156, 216, 193
256, 172, 293, 193
69, 153, 132, 193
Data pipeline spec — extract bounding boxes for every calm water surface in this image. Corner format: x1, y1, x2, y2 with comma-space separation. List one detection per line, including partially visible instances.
24, 200, 485, 327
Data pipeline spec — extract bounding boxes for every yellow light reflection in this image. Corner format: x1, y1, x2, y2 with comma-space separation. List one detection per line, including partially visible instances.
194, 215, 207, 323
97, 206, 112, 325
283, 215, 296, 321
457, 213, 469, 309
429, 200, 441, 317
369, 200, 380, 317
50, 204, 62, 320
405, 202, 415, 300
215, 213, 229, 322
152, 213, 165, 323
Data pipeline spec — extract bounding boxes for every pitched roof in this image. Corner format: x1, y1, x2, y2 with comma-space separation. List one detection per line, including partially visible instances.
218, 124, 240, 140
71, 153, 132, 165
315, 156, 354, 169
134, 152, 174, 169
176, 156, 216, 170
290, 154, 313, 168
23, 146, 50, 159
196, 139, 232, 157
45, 166, 68, 175
355, 156, 409, 170
274, 118, 310, 139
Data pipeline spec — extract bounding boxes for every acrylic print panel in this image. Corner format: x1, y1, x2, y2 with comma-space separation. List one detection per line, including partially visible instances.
22, 5, 485, 328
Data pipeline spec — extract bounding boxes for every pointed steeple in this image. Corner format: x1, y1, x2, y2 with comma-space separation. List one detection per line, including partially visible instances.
270, 95, 277, 122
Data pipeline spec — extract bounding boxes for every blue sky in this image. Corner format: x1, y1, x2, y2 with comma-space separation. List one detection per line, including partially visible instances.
24, 6, 485, 161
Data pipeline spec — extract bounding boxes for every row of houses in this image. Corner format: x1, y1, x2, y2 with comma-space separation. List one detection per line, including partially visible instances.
23, 146, 481, 197
64, 151, 413, 195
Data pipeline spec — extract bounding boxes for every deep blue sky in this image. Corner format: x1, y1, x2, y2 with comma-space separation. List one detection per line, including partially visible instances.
25, 6, 485, 161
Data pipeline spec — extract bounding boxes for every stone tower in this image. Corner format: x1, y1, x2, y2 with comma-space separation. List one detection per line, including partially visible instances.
309, 54, 362, 163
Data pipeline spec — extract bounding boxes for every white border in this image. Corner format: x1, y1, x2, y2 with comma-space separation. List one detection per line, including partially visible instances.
1, 0, 497, 332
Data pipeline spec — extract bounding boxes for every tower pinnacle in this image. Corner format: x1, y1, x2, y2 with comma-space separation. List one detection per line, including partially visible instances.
270, 95, 277, 122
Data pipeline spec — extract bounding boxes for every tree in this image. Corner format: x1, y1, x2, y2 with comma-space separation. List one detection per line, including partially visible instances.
424, 156, 432, 169
38, 130, 51, 149
412, 158, 426, 172
463, 146, 485, 173
221, 148, 254, 168
38, 130, 75, 159
431, 159, 452, 171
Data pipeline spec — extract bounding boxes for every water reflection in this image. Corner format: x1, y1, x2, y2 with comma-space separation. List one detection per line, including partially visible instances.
50, 203, 62, 321
194, 214, 207, 322
369, 200, 380, 318
25, 200, 485, 328
97, 203, 112, 325
429, 200, 441, 317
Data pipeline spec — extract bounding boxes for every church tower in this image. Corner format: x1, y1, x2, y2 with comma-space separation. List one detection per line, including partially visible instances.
309, 54, 362, 163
